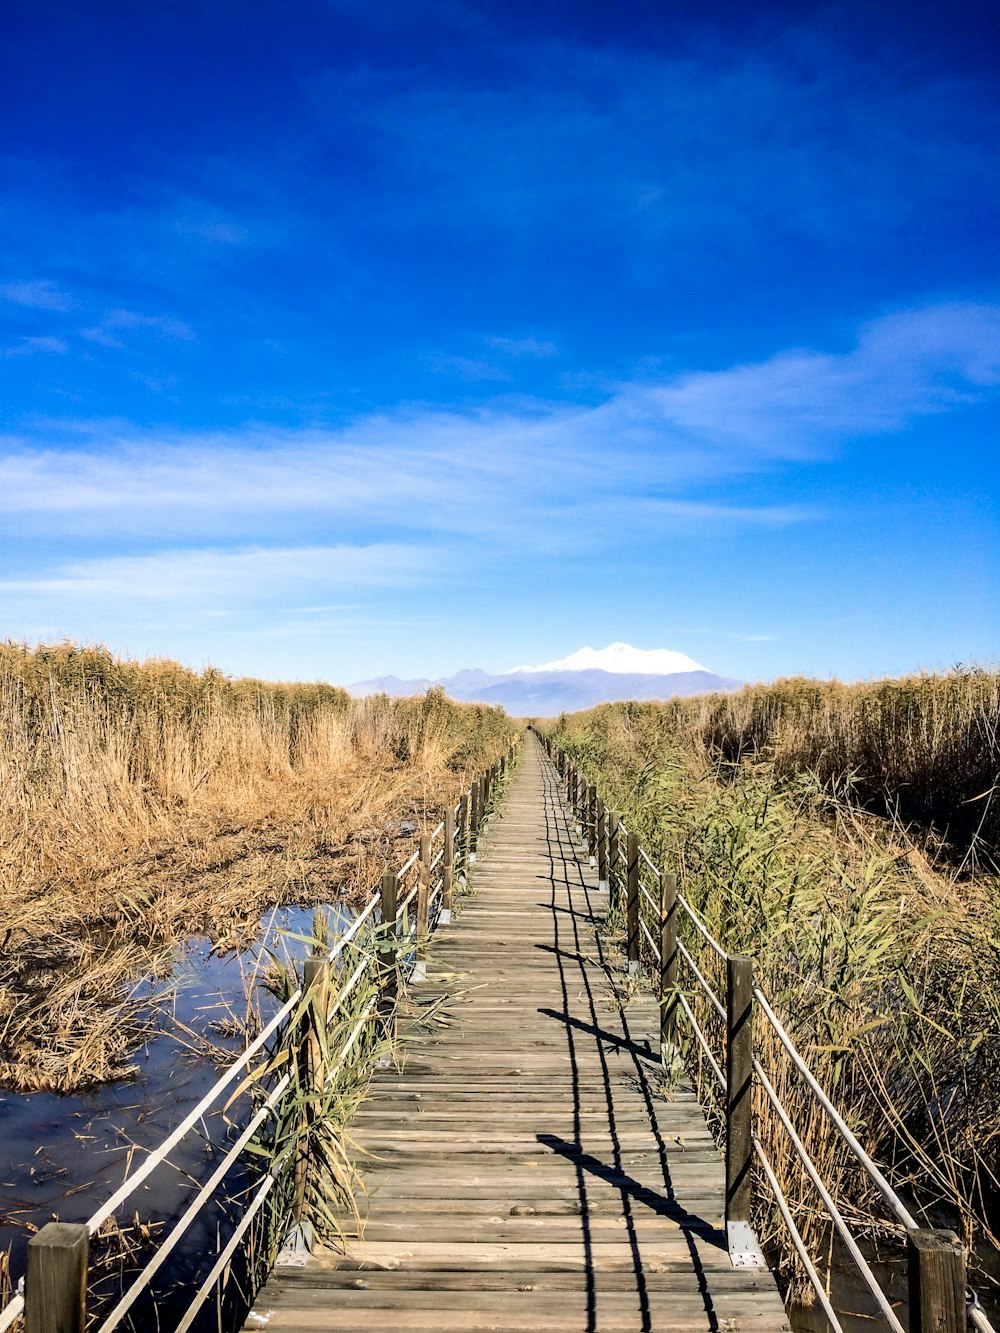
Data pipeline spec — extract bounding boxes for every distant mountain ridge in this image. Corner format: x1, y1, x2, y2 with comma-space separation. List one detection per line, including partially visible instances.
350, 643, 742, 715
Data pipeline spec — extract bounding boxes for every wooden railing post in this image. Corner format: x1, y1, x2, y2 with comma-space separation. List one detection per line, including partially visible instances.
578, 778, 587, 840
907, 1230, 966, 1333
726, 954, 754, 1236
659, 871, 678, 1057
587, 785, 597, 866
458, 792, 470, 880
597, 796, 608, 890
413, 831, 431, 982
626, 831, 641, 976
470, 778, 481, 862
441, 807, 455, 924
379, 870, 399, 1009
26, 1222, 88, 1333
608, 811, 621, 911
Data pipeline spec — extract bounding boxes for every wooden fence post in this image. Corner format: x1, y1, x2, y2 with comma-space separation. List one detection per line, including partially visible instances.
470, 778, 481, 862
413, 831, 430, 982
379, 870, 399, 1010
626, 831, 641, 976
578, 778, 587, 840
441, 807, 455, 925
26, 1222, 88, 1333
726, 954, 754, 1235
458, 792, 470, 880
608, 811, 621, 911
587, 785, 597, 866
659, 872, 678, 1057
907, 1230, 966, 1333
597, 796, 608, 890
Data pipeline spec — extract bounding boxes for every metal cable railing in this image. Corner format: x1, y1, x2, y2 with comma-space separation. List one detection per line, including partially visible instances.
542, 732, 996, 1333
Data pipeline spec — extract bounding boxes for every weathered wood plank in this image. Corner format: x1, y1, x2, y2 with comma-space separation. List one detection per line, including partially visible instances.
243, 736, 789, 1333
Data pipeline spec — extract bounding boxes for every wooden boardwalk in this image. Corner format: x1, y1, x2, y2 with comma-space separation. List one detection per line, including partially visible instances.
244, 735, 790, 1332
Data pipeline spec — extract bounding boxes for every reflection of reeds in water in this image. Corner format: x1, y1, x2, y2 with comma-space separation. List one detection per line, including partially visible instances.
548, 696, 1000, 1297
0, 1249, 11, 1317
0, 642, 516, 1091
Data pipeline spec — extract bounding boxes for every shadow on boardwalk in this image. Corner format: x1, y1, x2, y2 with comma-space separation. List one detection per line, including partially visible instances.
242, 734, 790, 1333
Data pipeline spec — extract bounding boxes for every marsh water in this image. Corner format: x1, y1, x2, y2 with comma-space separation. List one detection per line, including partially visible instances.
0, 903, 342, 1330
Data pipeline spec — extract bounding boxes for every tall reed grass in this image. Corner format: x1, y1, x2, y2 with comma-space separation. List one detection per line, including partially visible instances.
661, 667, 1000, 862
546, 696, 1000, 1295
0, 642, 516, 1091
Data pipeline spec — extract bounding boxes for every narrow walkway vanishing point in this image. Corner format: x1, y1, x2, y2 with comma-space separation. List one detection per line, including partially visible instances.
245, 735, 790, 1332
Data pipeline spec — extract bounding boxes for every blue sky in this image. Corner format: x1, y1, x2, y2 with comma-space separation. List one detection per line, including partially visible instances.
1, 0, 997, 684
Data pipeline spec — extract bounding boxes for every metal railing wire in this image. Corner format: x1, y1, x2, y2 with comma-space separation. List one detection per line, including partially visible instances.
541, 731, 996, 1333
2, 741, 520, 1333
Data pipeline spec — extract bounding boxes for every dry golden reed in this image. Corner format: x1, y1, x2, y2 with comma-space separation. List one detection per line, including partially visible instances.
663, 667, 1000, 862
0, 641, 516, 1091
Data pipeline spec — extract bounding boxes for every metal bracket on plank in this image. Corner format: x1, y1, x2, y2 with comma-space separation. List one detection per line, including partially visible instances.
276, 1220, 313, 1265
727, 1220, 768, 1269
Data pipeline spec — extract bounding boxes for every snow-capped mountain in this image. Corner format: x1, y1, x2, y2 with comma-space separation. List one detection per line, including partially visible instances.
350, 643, 741, 715
507, 642, 708, 675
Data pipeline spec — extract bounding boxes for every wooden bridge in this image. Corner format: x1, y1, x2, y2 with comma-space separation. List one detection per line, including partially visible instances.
243, 733, 789, 1332
6, 731, 986, 1333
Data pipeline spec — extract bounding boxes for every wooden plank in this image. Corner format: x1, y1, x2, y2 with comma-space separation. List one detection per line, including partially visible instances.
243, 735, 789, 1333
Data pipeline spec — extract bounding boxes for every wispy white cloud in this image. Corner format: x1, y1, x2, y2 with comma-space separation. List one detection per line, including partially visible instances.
486, 335, 558, 359
80, 308, 196, 349
313, 37, 998, 253
645, 303, 1000, 454
3, 335, 69, 357
0, 543, 430, 604
1, 303, 996, 557
1, 278, 73, 311
423, 351, 512, 381
173, 215, 249, 246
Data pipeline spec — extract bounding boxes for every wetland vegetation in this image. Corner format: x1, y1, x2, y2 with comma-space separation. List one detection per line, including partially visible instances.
0, 641, 516, 1092
543, 669, 1000, 1297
